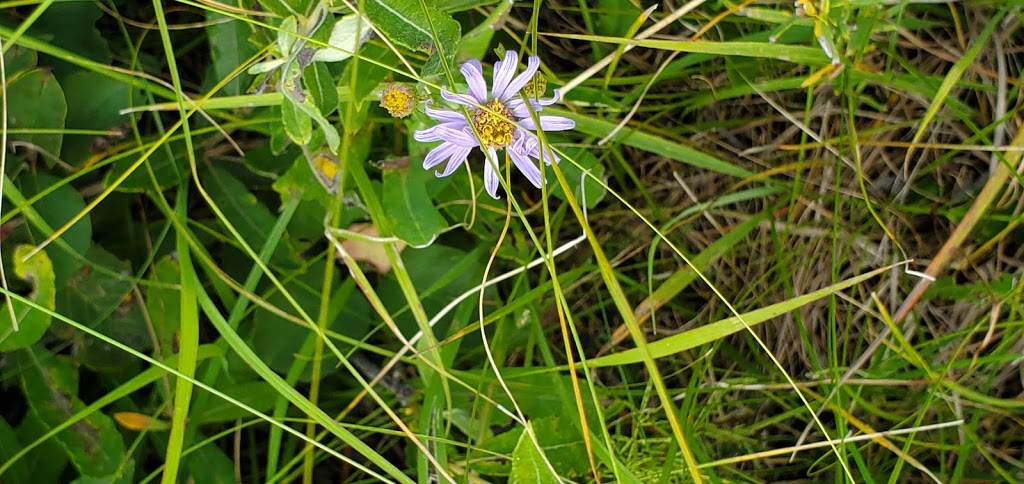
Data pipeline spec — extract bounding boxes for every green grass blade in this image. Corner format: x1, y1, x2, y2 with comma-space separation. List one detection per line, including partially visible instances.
586, 264, 893, 368
549, 34, 832, 66
902, 10, 1005, 165
162, 193, 200, 483
0, 287, 384, 478
192, 284, 415, 484
552, 107, 753, 178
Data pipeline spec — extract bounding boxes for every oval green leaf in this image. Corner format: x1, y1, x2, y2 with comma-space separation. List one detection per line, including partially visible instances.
363, 0, 460, 77
4, 68, 67, 166
509, 422, 560, 484
18, 351, 129, 480
382, 166, 447, 247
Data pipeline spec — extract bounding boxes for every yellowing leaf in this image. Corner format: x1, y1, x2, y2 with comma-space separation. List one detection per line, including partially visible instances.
113, 412, 171, 431
0, 245, 56, 351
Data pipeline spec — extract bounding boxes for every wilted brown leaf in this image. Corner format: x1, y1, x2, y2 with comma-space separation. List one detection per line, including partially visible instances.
340, 223, 406, 273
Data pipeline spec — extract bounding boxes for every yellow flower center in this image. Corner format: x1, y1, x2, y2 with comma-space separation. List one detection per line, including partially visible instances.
472, 99, 514, 148
379, 83, 416, 118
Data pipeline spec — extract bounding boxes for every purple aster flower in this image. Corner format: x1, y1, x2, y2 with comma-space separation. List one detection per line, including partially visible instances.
414, 51, 576, 199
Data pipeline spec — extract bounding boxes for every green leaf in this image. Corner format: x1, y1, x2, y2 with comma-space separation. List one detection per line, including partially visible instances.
509, 422, 560, 484
185, 444, 236, 484
248, 266, 365, 380
246, 278, 325, 374
0, 245, 55, 351
15, 412, 69, 483
202, 165, 299, 268
192, 381, 281, 424
31, 2, 112, 76
72, 461, 134, 484
104, 140, 184, 192
377, 244, 483, 339
60, 71, 133, 167
195, 283, 413, 483
458, 0, 512, 60
59, 245, 148, 374
595, 0, 643, 38
4, 68, 67, 163
18, 350, 129, 480
304, 61, 338, 117
382, 166, 446, 246
531, 416, 590, 477
451, 368, 595, 425
2, 43, 37, 75
363, 0, 460, 77
269, 105, 293, 154
281, 62, 340, 152
345, 42, 398, 103
586, 265, 892, 368
59, 245, 134, 324
206, 12, 258, 97
310, 14, 372, 63
1, 347, 221, 481
18, 172, 91, 283
272, 152, 335, 208
281, 93, 313, 146
0, 397, 33, 483
256, 0, 311, 19
145, 256, 182, 362
244, 139, 300, 176
549, 142, 606, 208
277, 16, 300, 56
61, 72, 131, 132
471, 415, 590, 478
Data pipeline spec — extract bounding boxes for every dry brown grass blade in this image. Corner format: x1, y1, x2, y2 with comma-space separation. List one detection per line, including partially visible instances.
793, 117, 1024, 451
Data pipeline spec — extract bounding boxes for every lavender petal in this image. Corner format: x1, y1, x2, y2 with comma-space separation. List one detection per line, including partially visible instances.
520, 115, 575, 132
425, 105, 468, 124
497, 55, 540, 100
483, 149, 501, 198
539, 145, 560, 165
490, 50, 519, 101
508, 99, 532, 119
437, 146, 472, 177
414, 126, 444, 143
461, 59, 488, 102
516, 135, 560, 165
422, 142, 462, 170
436, 126, 481, 148
509, 146, 543, 188
440, 89, 481, 108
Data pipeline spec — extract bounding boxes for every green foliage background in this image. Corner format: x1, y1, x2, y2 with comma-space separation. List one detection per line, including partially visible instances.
0, 0, 1022, 482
